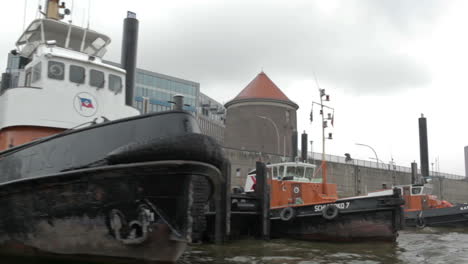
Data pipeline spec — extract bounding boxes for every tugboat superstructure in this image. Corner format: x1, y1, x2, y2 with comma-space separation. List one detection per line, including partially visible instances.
0, 2, 138, 150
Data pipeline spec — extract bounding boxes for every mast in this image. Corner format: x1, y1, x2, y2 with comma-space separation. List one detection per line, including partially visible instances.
311, 88, 334, 195
320, 89, 327, 194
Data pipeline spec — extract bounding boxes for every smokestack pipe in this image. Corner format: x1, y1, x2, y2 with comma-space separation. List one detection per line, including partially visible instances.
292, 131, 298, 159
411, 162, 418, 184
121, 11, 139, 107
419, 114, 429, 177
173, 95, 184, 111
301, 131, 308, 162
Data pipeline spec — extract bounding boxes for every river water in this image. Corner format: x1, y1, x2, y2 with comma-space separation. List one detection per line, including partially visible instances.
3, 228, 468, 264
180, 227, 468, 264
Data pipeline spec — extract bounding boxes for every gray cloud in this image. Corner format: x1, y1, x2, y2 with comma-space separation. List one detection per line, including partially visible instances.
0, 0, 445, 100
113, 0, 441, 98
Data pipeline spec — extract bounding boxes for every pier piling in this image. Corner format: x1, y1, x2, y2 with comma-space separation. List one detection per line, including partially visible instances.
255, 161, 270, 240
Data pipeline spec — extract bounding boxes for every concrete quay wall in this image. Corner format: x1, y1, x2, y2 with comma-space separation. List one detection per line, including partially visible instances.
224, 148, 468, 204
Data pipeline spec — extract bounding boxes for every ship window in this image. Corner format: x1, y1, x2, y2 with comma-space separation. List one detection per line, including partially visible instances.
267, 167, 272, 179
297, 166, 305, 178
305, 167, 314, 181
90, 69, 105, 88
272, 167, 278, 179
412, 187, 422, 195
48, 61, 64, 80
70, 65, 85, 84
109, 74, 122, 93
32, 62, 41, 83
286, 166, 297, 178
278, 166, 284, 178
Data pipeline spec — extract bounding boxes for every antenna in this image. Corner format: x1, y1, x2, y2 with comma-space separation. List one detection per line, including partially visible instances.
313, 71, 321, 91
69, 0, 74, 23
81, 8, 85, 28
23, 0, 28, 31
87, 0, 91, 29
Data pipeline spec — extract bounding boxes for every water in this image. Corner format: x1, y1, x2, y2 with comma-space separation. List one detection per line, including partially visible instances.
3, 228, 468, 263
180, 228, 468, 264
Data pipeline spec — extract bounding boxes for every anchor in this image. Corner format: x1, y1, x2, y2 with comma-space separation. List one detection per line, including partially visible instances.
109, 199, 183, 245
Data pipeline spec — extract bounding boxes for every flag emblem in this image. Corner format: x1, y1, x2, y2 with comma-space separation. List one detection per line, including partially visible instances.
74, 92, 98, 117
79, 97, 94, 108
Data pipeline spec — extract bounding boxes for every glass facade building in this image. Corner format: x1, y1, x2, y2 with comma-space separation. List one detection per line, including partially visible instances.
133, 68, 199, 113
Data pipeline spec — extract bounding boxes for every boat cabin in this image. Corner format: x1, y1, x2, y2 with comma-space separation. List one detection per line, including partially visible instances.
244, 162, 337, 209
0, 17, 139, 151
395, 184, 453, 211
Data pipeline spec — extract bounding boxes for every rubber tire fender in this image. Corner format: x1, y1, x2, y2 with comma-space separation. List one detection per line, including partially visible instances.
322, 204, 339, 220
280, 207, 296, 221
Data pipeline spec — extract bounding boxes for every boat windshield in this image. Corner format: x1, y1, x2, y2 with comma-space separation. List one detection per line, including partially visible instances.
17, 19, 110, 58
278, 165, 285, 179
285, 165, 305, 179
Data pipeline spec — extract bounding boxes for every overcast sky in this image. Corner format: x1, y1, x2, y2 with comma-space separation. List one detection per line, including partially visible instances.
2, 0, 468, 176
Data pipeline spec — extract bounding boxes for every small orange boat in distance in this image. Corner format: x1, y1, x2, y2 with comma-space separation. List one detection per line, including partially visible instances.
392, 184, 468, 228
399, 184, 453, 212
242, 161, 405, 242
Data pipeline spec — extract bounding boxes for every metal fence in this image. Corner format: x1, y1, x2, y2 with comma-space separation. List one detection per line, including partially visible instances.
309, 152, 466, 181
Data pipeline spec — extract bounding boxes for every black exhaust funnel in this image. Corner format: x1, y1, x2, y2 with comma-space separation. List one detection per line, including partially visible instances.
301, 131, 308, 162
121, 11, 139, 107
292, 130, 298, 159
419, 114, 429, 177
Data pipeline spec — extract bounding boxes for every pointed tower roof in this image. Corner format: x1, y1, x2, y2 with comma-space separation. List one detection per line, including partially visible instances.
225, 72, 298, 109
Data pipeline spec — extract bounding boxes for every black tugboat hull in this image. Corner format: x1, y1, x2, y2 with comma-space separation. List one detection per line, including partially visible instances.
0, 161, 220, 262
270, 193, 404, 242
406, 204, 468, 228
0, 111, 226, 262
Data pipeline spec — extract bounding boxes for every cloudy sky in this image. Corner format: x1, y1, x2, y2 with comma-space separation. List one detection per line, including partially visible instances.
2, 0, 467, 176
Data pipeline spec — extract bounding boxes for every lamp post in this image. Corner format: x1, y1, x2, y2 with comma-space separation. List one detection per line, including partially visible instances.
356, 143, 379, 169
369, 157, 386, 169
257, 116, 280, 156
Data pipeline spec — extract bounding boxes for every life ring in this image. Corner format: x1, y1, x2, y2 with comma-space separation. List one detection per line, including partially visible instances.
280, 207, 296, 221
322, 205, 339, 220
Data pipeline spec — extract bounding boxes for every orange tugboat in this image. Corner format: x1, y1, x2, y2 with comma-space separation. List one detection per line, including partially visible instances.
243, 161, 404, 241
